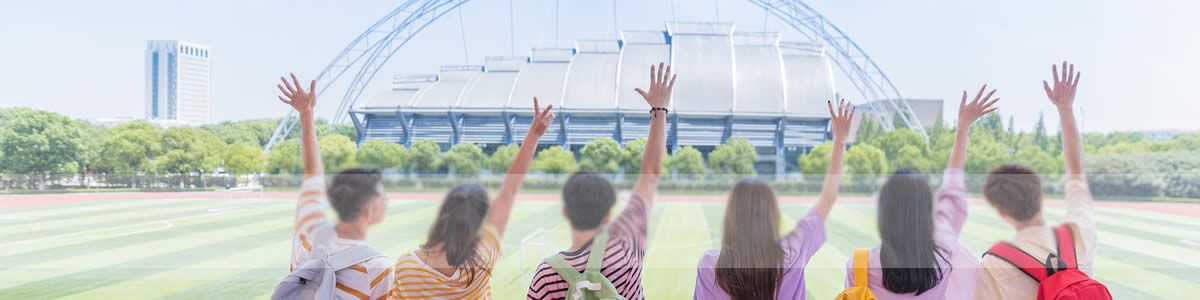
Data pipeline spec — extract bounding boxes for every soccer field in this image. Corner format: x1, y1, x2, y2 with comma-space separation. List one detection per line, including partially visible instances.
1, 193, 1198, 299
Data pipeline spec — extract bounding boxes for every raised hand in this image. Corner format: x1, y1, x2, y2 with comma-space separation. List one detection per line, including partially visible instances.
634, 63, 677, 109
826, 98, 855, 142
527, 97, 555, 139
948, 84, 999, 170
958, 84, 999, 128
277, 73, 317, 115
1043, 61, 1081, 109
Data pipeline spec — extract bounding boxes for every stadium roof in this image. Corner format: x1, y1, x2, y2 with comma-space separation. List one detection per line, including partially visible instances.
356, 22, 837, 119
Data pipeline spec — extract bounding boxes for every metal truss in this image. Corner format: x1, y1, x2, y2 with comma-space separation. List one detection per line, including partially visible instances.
748, 0, 927, 138
266, 0, 927, 153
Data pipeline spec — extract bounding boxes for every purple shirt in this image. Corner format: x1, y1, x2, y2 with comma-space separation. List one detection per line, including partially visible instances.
843, 168, 980, 300
694, 210, 826, 300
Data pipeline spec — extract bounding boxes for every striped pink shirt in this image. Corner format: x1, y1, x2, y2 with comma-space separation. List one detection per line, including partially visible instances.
527, 194, 650, 300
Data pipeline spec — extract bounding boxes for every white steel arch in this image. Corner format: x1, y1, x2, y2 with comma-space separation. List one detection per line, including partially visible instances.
265, 0, 926, 153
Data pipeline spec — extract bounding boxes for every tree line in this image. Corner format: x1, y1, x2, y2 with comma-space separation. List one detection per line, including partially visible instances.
2, 107, 1198, 198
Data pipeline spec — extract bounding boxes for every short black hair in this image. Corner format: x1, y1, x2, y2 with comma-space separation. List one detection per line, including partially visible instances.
562, 171, 616, 230
327, 168, 384, 221
984, 164, 1043, 221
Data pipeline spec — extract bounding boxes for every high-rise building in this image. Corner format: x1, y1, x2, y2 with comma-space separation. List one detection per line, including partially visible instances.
145, 40, 211, 125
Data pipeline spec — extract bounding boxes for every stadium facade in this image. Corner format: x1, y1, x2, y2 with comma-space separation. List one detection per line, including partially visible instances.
350, 22, 840, 175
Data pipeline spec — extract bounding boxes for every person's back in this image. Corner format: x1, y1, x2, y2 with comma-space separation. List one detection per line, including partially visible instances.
526, 172, 651, 299
695, 100, 855, 300
275, 73, 394, 299
845, 86, 997, 299
975, 62, 1097, 300
393, 98, 555, 299
527, 64, 673, 300
291, 172, 394, 299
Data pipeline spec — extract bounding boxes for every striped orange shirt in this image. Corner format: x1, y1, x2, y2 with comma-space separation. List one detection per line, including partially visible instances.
292, 176, 394, 300
391, 224, 501, 299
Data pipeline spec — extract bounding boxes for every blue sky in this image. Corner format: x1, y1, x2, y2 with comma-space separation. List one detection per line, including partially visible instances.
0, 0, 1195, 132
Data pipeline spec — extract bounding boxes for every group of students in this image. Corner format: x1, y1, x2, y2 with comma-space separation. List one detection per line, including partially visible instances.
270, 61, 1109, 300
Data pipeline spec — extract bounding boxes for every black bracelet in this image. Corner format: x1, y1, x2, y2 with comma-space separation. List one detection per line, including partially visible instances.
650, 107, 668, 114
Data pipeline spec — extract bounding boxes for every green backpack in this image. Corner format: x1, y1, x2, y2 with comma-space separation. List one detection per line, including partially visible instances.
543, 230, 626, 300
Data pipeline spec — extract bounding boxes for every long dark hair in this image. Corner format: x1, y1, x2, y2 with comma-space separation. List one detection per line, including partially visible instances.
715, 179, 785, 300
422, 183, 490, 285
877, 169, 949, 295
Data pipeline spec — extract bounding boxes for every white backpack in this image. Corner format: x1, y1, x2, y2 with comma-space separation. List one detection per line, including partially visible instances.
271, 230, 385, 300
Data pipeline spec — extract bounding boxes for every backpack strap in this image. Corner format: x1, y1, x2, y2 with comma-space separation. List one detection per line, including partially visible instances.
584, 230, 610, 273
852, 248, 869, 288
544, 254, 582, 283
328, 244, 386, 271
984, 242, 1050, 282
1053, 224, 1078, 269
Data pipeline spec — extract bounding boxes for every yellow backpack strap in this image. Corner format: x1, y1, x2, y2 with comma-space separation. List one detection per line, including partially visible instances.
853, 248, 869, 288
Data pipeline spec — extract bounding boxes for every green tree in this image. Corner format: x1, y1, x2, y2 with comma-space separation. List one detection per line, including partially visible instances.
0, 108, 84, 188
855, 117, 884, 143
201, 119, 278, 147
408, 140, 443, 174
1014, 147, 1061, 175
1096, 141, 1141, 154
798, 142, 834, 175
668, 146, 706, 176
890, 144, 931, 173
95, 121, 164, 184
1033, 113, 1051, 151
266, 140, 301, 175
1146, 140, 1182, 152
846, 144, 888, 184
319, 135, 357, 173
74, 120, 109, 186
579, 137, 621, 174
870, 128, 928, 172
709, 138, 758, 175
533, 146, 578, 175
153, 127, 226, 187
620, 138, 646, 175
160, 127, 226, 172
444, 143, 485, 176
356, 139, 408, 170
977, 113, 1006, 142
223, 143, 265, 185
1172, 133, 1200, 151
486, 144, 520, 174
966, 138, 1010, 175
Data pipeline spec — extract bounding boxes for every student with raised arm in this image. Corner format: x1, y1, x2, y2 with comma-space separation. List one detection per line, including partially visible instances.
841, 86, 997, 300
391, 98, 555, 299
693, 100, 854, 300
277, 74, 394, 299
976, 62, 1103, 300
526, 63, 674, 300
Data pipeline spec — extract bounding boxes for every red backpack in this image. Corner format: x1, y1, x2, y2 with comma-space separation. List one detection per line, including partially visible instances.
984, 224, 1112, 300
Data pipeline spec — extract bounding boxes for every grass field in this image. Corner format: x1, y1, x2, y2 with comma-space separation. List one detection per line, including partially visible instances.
1, 192, 1198, 299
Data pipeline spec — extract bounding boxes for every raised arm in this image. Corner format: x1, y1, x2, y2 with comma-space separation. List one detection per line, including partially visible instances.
486, 98, 554, 236
812, 100, 854, 219
948, 85, 999, 169
277, 73, 322, 177
937, 85, 998, 236
1045, 61, 1084, 180
278, 73, 329, 265
632, 63, 675, 204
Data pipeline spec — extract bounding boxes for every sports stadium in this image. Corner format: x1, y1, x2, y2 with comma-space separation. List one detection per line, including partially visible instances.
350, 22, 839, 175
260, 0, 932, 176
